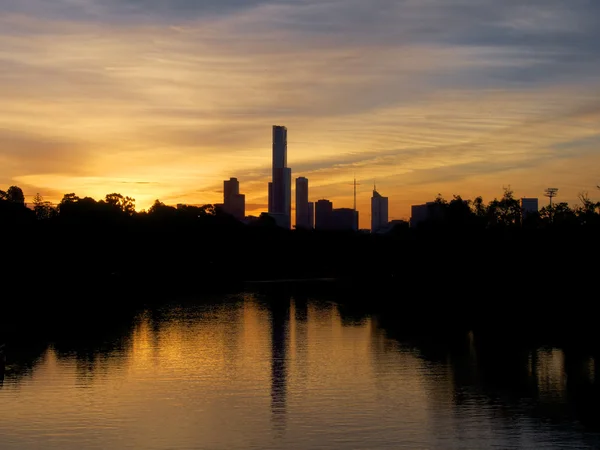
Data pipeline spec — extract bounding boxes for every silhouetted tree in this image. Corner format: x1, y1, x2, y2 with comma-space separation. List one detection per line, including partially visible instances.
33, 193, 55, 220
472, 196, 486, 218
575, 192, 599, 225
252, 212, 277, 227
6, 186, 25, 205
434, 193, 447, 205
446, 195, 475, 227
0, 185, 34, 224
487, 188, 521, 227
147, 199, 177, 219
539, 202, 577, 227
105, 193, 135, 216
57, 193, 80, 215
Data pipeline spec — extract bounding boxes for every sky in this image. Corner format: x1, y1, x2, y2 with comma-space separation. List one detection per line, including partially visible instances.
1, 0, 599, 226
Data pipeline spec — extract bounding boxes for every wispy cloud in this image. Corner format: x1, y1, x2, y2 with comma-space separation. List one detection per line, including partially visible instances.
0, 0, 598, 224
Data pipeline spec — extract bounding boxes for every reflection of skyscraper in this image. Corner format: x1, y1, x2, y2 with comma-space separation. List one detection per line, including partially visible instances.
0, 349, 5, 388
270, 294, 290, 434
269, 126, 291, 229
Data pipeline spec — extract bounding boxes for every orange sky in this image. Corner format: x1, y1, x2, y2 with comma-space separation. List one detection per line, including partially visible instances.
1, 1, 599, 228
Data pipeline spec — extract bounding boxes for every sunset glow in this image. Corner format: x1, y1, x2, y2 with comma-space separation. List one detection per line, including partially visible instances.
1, 0, 599, 227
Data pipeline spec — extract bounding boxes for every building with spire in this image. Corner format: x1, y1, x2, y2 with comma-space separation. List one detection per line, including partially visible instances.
371, 186, 388, 233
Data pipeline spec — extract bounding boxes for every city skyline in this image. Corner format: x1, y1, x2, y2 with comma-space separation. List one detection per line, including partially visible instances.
1, 1, 599, 229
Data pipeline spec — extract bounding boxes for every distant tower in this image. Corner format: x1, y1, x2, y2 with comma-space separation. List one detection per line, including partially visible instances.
295, 177, 312, 229
371, 186, 389, 233
223, 177, 245, 221
315, 199, 333, 230
544, 188, 558, 207
269, 126, 291, 229
350, 177, 361, 211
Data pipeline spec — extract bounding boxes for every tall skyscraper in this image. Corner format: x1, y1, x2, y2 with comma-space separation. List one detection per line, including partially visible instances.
269, 125, 291, 229
371, 187, 389, 232
295, 177, 311, 229
223, 177, 245, 221
272, 125, 287, 170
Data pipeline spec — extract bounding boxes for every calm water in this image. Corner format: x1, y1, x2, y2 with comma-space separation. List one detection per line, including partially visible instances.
1, 291, 600, 449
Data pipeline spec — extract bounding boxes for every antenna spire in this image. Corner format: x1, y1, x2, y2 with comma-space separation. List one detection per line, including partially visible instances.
348, 176, 361, 211
353, 176, 357, 211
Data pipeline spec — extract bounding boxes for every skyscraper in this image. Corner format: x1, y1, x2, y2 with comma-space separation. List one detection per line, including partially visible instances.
272, 125, 287, 170
315, 199, 333, 230
331, 208, 359, 231
269, 125, 291, 229
295, 177, 311, 229
224, 177, 239, 200
223, 177, 245, 221
520, 198, 539, 221
371, 187, 389, 232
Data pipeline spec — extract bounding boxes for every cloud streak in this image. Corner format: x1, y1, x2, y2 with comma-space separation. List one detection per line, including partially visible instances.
0, 0, 598, 224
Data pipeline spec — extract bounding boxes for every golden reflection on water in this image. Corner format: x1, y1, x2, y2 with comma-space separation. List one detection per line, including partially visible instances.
0, 294, 599, 449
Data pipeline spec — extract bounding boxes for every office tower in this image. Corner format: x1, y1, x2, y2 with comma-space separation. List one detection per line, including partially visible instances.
371, 188, 389, 232
520, 198, 539, 220
273, 125, 287, 169
331, 208, 359, 231
269, 126, 291, 229
410, 202, 443, 228
315, 199, 333, 230
295, 177, 311, 229
223, 177, 245, 221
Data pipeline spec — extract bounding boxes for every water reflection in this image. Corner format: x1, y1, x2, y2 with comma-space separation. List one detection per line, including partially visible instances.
0, 348, 4, 388
268, 292, 290, 434
1, 293, 600, 449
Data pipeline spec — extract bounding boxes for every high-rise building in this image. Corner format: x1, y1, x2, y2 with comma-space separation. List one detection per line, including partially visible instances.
223, 177, 245, 221
224, 177, 239, 199
307, 202, 314, 230
272, 125, 287, 170
410, 202, 443, 227
521, 198, 539, 220
269, 126, 291, 229
371, 188, 389, 232
331, 208, 359, 231
295, 177, 312, 229
315, 199, 333, 230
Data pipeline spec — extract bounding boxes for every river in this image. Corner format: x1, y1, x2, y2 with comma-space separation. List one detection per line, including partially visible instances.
1, 290, 599, 449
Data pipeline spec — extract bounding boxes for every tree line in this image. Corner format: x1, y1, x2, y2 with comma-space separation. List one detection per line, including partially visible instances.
408, 188, 600, 231
2, 185, 600, 229
1, 184, 599, 311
